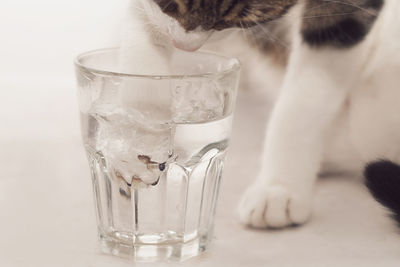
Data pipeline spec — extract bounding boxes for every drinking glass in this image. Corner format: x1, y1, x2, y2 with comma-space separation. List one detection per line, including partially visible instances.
75, 48, 240, 261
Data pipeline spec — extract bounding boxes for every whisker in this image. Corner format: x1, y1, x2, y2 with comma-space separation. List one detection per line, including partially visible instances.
239, 21, 250, 43
161, 0, 175, 12
245, 17, 289, 49
321, 0, 378, 16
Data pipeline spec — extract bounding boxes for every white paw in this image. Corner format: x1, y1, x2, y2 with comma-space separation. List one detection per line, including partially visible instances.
238, 183, 312, 228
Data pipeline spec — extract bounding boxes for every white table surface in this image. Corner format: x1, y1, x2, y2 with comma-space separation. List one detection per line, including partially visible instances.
1, 77, 399, 267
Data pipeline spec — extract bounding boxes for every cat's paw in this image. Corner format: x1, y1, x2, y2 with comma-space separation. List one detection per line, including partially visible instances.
238, 183, 312, 228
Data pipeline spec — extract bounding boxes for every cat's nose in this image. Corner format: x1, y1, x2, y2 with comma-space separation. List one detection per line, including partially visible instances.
171, 30, 213, 52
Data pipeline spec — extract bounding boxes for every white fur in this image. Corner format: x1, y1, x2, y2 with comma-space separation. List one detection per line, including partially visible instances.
123, 0, 400, 227
239, 0, 400, 228
136, 0, 212, 51
119, 0, 172, 75
118, 0, 212, 108
118, 0, 172, 113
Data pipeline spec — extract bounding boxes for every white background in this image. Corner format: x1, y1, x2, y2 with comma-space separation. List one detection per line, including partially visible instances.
1, 1, 400, 266
0, 0, 125, 79
0, 0, 125, 140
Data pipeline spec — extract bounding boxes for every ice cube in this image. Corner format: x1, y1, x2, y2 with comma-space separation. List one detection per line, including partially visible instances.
171, 80, 225, 123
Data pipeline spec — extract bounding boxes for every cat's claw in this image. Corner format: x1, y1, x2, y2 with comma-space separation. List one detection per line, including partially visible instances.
238, 183, 312, 228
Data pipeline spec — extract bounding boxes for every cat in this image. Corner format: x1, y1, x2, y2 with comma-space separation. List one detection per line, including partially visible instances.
123, 0, 400, 229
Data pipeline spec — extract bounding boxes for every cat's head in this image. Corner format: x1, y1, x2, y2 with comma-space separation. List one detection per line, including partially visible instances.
141, 0, 297, 51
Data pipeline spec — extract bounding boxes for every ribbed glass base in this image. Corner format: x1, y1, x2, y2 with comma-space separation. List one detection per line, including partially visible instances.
98, 231, 210, 262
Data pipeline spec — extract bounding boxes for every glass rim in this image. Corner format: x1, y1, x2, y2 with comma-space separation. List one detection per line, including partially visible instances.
74, 47, 241, 80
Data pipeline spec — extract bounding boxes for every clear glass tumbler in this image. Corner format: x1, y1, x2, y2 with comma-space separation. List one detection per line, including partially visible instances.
75, 48, 240, 261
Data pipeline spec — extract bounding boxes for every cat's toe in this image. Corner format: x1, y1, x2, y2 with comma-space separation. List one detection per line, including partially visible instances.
238, 185, 269, 228
264, 186, 291, 228
238, 183, 312, 229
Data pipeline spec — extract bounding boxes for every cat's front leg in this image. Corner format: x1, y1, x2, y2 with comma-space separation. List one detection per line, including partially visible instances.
238, 37, 373, 228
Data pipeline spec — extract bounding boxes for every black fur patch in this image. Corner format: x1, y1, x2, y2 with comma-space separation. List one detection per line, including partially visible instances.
221, 0, 241, 17
367, 0, 384, 9
365, 160, 400, 227
303, 18, 368, 47
301, 0, 384, 48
